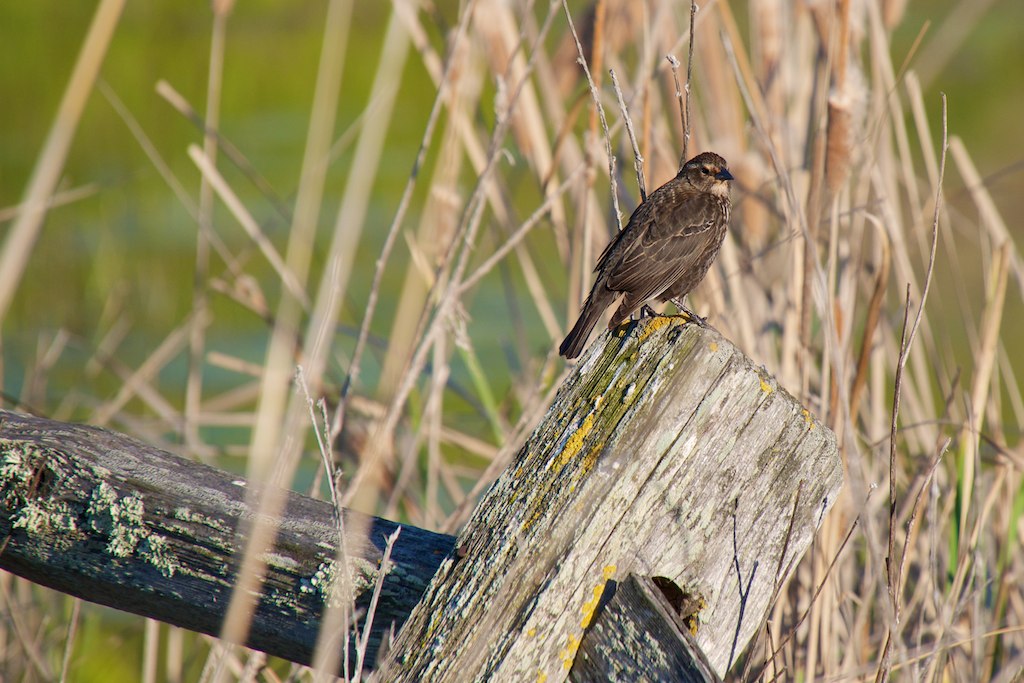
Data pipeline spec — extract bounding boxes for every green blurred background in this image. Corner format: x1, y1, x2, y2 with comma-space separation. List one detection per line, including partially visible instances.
1, 0, 1022, 412
1, 0, 1023, 678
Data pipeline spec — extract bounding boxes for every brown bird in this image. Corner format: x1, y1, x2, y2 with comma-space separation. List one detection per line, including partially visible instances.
559, 151, 734, 359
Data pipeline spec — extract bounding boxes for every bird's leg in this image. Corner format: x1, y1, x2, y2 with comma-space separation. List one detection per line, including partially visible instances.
627, 304, 658, 322
670, 297, 708, 327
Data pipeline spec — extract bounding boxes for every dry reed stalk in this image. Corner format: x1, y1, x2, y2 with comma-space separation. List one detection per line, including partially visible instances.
341, 0, 563, 511
143, 618, 159, 683
470, 1, 570, 340
957, 241, 1011, 539
343, 1, 483, 520
0, 184, 99, 223
315, 4, 411, 374
456, 165, 588, 296
155, 78, 293, 227
188, 147, 308, 306
950, 138, 1024, 298
218, 0, 358, 657
560, 0, 605, 336
563, 0, 622, 232
0, 576, 53, 678
91, 316, 195, 428
184, 0, 232, 466
376, 33, 475, 403
5, 0, 1024, 680
850, 220, 892, 424
401, 2, 568, 350
342, 0, 472, 425
58, 598, 82, 683
0, 0, 126, 322
423, 336, 449, 527
100, 82, 199, 220
824, 0, 853, 197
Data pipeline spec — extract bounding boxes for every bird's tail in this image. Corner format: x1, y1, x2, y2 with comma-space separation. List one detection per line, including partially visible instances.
559, 290, 612, 359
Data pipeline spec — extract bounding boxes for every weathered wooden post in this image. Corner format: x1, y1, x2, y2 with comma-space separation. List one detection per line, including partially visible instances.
376, 317, 842, 681
0, 316, 841, 679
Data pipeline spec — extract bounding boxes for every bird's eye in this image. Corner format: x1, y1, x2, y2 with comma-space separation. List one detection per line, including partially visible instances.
701, 167, 711, 175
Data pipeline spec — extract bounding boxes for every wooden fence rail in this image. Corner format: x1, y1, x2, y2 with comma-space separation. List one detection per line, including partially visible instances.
0, 317, 842, 680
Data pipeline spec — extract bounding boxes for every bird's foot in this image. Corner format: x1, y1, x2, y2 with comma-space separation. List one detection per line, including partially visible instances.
670, 298, 708, 327
639, 304, 658, 319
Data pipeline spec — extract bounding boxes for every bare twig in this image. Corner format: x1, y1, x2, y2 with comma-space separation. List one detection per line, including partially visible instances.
885, 284, 914, 608
683, 0, 698, 162
900, 94, 948, 401
457, 163, 588, 294
610, 68, 646, 201
771, 499, 865, 659
341, 0, 563, 507
187, 145, 310, 309
353, 526, 402, 682
155, 80, 292, 222
336, 0, 476, 440
666, 54, 686, 162
562, 0, 622, 229
877, 93, 948, 683
297, 366, 342, 532
58, 599, 82, 683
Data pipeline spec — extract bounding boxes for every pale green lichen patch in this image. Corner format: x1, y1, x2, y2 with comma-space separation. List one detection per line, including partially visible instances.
301, 555, 394, 607
140, 534, 180, 577
87, 482, 183, 578
173, 506, 231, 534
0, 441, 49, 500
2, 442, 82, 550
1, 441, 185, 577
264, 552, 299, 571
13, 499, 79, 548
302, 560, 341, 604
88, 482, 143, 556
1, 441, 33, 482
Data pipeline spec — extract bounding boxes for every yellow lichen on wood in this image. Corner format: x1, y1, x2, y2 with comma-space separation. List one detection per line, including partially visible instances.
635, 314, 681, 344
556, 565, 618, 671
552, 411, 594, 473
580, 564, 617, 629
685, 596, 707, 636
560, 632, 582, 670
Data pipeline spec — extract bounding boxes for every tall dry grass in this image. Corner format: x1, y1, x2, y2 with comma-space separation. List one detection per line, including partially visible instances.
1, 0, 1022, 680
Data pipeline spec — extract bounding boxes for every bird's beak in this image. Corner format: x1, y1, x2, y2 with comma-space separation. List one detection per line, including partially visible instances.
717, 168, 734, 181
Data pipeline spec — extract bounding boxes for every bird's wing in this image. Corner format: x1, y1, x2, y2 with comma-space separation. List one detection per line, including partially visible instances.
604, 191, 723, 303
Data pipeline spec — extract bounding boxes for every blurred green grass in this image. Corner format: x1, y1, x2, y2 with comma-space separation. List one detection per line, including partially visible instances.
2, 1, 1024, 679
1, 1, 442, 412
2, 0, 1021, 413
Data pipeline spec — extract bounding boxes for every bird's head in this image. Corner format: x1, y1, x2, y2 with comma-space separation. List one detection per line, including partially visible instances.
681, 151, 733, 197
